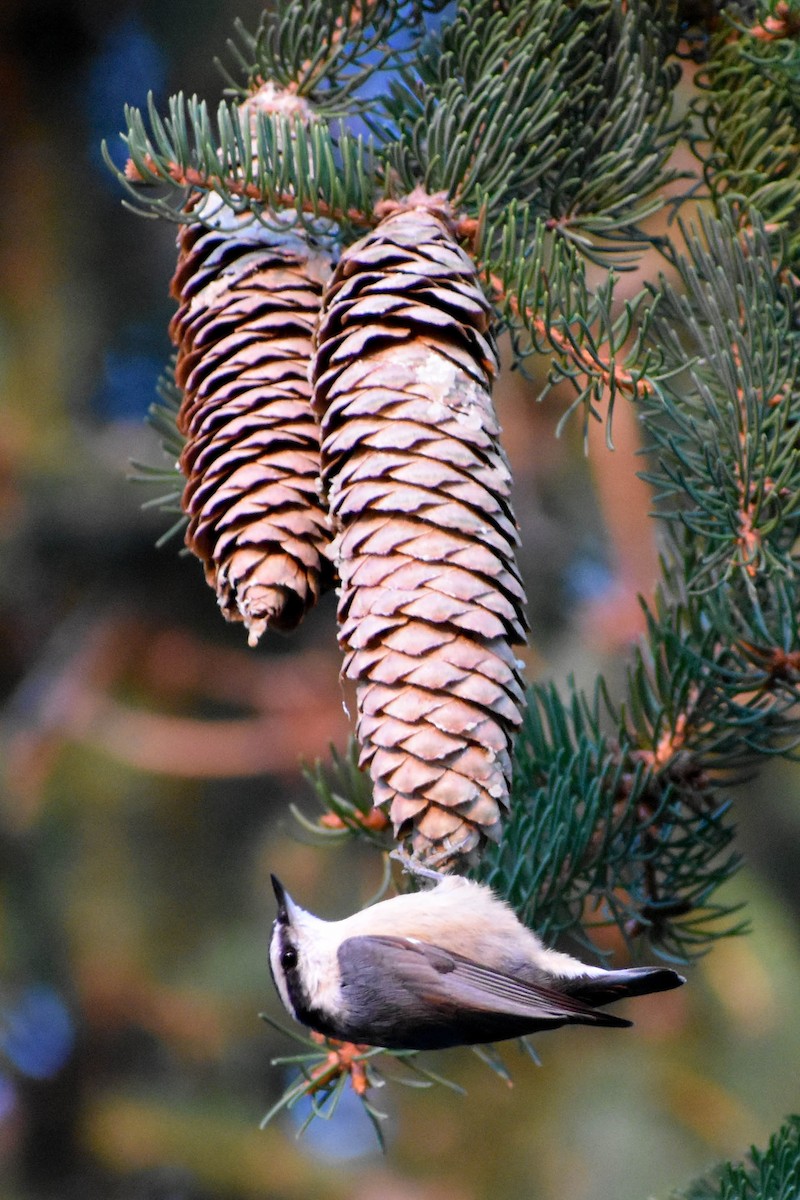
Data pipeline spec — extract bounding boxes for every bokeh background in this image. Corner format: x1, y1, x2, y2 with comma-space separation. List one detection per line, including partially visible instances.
1, 4, 799, 1198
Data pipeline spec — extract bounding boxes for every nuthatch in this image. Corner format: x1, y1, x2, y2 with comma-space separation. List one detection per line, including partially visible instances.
269, 874, 684, 1050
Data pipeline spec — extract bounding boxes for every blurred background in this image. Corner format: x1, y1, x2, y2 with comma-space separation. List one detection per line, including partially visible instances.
1, 3, 799, 1198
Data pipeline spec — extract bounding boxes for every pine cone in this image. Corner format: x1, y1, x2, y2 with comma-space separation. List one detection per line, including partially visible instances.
312, 197, 528, 867
170, 195, 334, 643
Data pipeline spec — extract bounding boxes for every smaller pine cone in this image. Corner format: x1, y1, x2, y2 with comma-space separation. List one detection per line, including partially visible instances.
170, 196, 334, 643
313, 199, 528, 866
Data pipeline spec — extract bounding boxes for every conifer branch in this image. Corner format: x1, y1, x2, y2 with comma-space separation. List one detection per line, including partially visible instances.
669, 1114, 800, 1200
532, 0, 685, 262
644, 209, 800, 620
130, 362, 188, 549
377, 0, 568, 208
118, 1, 800, 952
472, 206, 800, 961
109, 95, 376, 234
476, 207, 668, 441
689, 3, 800, 268
109, 6, 800, 1167
377, 0, 686, 263
215, 0, 449, 113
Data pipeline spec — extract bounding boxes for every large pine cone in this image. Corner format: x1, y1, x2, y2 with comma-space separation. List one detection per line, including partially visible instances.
170, 195, 334, 643
312, 198, 528, 866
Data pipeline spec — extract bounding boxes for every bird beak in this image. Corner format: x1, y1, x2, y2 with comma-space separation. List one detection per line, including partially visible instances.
271, 874, 295, 924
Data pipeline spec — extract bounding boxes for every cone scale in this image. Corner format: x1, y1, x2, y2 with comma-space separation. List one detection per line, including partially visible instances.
313, 197, 528, 866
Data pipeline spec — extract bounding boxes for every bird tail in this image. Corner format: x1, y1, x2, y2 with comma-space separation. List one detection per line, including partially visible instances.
564, 966, 685, 1010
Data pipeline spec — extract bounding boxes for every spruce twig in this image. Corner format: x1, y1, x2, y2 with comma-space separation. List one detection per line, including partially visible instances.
669, 1114, 800, 1200
689, 2, 800, 269
480, 207, 800, 960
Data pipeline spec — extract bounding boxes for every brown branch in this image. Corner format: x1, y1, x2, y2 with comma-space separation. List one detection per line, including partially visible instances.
128, 145, 652, 405
484, 268, 652, 400
128, 144, 651, 409
125, 154, 375, 229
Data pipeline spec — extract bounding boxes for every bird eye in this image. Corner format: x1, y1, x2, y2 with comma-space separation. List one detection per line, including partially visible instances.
281, 946, 298, 971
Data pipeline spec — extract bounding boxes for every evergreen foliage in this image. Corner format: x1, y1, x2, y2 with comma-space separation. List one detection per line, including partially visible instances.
113, 94, 377, 235
690, 2, 800, 270
671, 1115, 800, 1200
131, 363, 187, 548
478, 206, 661, 436
116, 0, 800, 957
644, 208, 800, 735
377, 0, 683, 254
216, 0, 450, 112
112, 0, 800, 1176
479, 208, 800, 964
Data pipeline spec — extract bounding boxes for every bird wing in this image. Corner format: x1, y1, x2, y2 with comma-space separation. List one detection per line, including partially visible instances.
335, 935, 629, 1049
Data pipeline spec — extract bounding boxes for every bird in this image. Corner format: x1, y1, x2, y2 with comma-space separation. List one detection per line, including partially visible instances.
268, 873, 685, 1051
